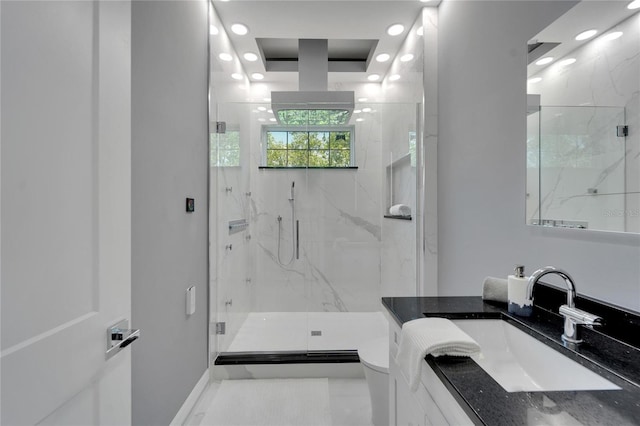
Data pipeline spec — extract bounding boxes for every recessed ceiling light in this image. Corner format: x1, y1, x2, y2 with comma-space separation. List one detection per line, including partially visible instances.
263, 97, 271, 102
257, 106, 267, 112
602, 31, 623, 41
269, 118, 277, 122
231, 73, 243, 80
535, 57, 553, 66
362, 107, 372, 112
376, 53, 391, 62
400, 54, 414, 62
251, 73, 264, 80
358, 97, 368, 102
219, 53, 233, 61
209, 25, 219, 35
389, 74, 401, 81
243, 52, 259, 62
268, 109, 273, 113
258, 118, 266, 122
628, 0, 640, 10
575, 29, 597, 41
558, 58, 577, 66
528, 77, 542, 84
387, 24, 405, 36
231, 23, 249, 35
417, 26, 424, 36
368, 74, 381, 81
353, 109, 362, 114
356, 118, 365, 122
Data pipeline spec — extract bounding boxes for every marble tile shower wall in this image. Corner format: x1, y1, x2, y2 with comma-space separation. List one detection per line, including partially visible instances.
380, 103, 418, 297
528, 12, 640, 232
250, 110, 385, 313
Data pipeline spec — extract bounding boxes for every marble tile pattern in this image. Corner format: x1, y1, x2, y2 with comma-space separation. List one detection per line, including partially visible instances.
250, 112, 384, 314
529, 106, 627, 230
527, 12, 640, 232
226, 311, 389, 352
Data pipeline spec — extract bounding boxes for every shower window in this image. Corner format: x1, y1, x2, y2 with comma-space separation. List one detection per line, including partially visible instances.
261, 126, 355, 168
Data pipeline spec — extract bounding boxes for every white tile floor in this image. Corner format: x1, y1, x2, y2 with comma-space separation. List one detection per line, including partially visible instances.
186, 378, 373, 426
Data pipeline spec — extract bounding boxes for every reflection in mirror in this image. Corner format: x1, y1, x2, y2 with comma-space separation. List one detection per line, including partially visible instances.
526, 1, 639, 233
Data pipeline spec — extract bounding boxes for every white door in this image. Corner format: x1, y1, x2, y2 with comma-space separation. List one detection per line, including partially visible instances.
1, 1, 132, 424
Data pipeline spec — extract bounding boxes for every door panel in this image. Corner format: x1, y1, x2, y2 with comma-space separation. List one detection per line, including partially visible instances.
1, 1, 132, 424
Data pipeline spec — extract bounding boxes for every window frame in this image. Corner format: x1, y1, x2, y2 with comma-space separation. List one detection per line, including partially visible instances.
261, 125, 356, 168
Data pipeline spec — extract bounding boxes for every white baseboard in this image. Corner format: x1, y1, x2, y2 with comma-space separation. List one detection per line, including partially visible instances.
170, 368, 210, 426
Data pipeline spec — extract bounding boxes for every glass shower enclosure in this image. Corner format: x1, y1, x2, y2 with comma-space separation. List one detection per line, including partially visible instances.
209, 100, 421, 358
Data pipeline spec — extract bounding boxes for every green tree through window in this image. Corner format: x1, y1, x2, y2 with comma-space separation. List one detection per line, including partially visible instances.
211, 130, 240, 167
265, 128, 353, 167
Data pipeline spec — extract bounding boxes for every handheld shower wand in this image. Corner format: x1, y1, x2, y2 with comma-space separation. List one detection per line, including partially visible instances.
278, 181, 297, 265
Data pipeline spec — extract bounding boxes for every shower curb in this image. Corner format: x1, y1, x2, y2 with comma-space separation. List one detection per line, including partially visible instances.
214, 350, 360, 365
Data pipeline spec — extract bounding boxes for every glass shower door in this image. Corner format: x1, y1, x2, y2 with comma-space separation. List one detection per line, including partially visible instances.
210, 100, 422, 356
210, 102, 255, 354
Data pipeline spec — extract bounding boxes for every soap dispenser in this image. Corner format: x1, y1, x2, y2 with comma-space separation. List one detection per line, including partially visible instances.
508, 265, 533, 316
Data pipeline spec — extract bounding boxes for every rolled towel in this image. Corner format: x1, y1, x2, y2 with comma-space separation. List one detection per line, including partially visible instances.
389, 204, 411, 217
394, 318, 480, 391
482, 276, 508, 303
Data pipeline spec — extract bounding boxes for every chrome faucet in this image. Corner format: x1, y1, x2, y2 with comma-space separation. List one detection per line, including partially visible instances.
526, 266, 602, 344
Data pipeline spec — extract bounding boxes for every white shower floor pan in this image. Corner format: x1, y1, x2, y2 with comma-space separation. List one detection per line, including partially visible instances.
225, 311, 389, 353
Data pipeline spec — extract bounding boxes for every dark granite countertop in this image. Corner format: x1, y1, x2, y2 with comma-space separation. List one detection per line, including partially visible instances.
382, 296, 640, 426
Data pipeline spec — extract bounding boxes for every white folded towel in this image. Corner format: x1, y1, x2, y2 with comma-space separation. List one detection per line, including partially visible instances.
389, 204, 411, 216
394, 318, 480, 391
482, 276, 508, 303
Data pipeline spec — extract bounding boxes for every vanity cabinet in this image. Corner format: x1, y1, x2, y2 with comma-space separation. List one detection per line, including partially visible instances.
386, 315, 474, 426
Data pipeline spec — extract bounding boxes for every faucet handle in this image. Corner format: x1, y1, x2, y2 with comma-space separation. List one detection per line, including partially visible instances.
559, 305, 602, 326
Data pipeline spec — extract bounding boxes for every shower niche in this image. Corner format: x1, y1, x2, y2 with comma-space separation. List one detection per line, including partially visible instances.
385, 152, 414, 220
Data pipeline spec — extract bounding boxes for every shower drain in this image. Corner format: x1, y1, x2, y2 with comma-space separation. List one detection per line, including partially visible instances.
310, 330, 322, 336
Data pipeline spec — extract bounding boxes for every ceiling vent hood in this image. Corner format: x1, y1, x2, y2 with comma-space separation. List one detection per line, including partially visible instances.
271, 39, 354, 125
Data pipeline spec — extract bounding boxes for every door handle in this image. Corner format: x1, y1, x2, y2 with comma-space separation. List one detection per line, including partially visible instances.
106, 319, 140, 359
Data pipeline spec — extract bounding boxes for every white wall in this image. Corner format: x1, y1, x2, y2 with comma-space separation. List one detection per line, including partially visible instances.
438, 0, 640, 311
131, 1, 209, 425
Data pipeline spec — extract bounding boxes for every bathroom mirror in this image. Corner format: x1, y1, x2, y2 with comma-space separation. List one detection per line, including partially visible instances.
526, 1, 640, 233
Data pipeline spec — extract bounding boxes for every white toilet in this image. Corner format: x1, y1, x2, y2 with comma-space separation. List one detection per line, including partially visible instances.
358, 337, 389, 426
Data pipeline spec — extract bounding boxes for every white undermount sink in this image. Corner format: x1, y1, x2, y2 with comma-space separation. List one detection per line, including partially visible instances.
452, 319, 621, 393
